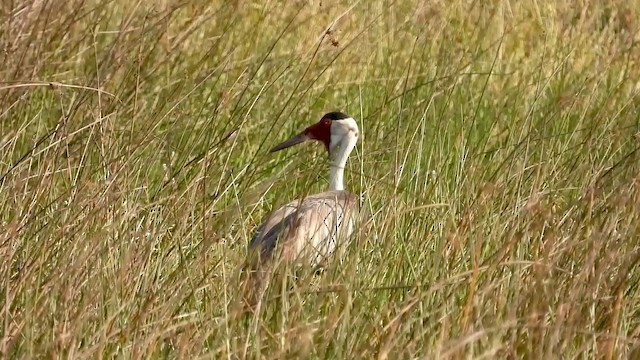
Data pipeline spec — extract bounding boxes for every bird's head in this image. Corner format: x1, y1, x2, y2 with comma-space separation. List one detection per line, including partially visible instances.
270, 111, 359, 157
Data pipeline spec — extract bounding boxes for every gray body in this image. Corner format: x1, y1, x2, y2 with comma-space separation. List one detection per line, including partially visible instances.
248, 190, 359, 268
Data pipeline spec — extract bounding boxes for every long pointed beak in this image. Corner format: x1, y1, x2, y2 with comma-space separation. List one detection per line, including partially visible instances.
270, 133, 309, 153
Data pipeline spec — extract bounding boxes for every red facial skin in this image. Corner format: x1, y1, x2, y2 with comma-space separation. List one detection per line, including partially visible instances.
270, 117, 334, 154
303, 118, 332, 152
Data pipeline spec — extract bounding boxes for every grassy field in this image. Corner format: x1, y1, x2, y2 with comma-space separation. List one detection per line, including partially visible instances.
2, 0, 640, 358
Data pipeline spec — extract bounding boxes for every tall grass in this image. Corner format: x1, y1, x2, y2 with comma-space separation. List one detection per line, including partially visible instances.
1, 0, 639, 358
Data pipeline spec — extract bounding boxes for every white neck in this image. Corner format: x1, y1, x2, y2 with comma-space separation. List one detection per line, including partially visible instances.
329, 134, 357, 191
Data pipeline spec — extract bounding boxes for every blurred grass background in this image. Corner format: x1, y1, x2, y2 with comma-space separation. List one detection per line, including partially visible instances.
1, 0, 640, 358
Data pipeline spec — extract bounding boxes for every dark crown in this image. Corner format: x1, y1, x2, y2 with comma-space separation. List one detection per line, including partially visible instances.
323, 111, 350, 121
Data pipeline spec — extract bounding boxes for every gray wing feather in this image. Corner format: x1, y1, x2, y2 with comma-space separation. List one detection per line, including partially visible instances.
249, 191, 358, 267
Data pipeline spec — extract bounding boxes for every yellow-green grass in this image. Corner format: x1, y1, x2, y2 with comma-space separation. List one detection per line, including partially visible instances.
1, 0, 639, 358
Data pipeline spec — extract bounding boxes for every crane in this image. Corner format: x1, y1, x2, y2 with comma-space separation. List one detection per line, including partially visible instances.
244, 111, 361, 294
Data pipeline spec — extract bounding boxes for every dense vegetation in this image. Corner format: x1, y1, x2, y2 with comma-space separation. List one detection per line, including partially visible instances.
1, 0, 639, 358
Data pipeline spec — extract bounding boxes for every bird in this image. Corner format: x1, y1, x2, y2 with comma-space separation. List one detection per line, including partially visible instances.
245, 111, 361, 280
